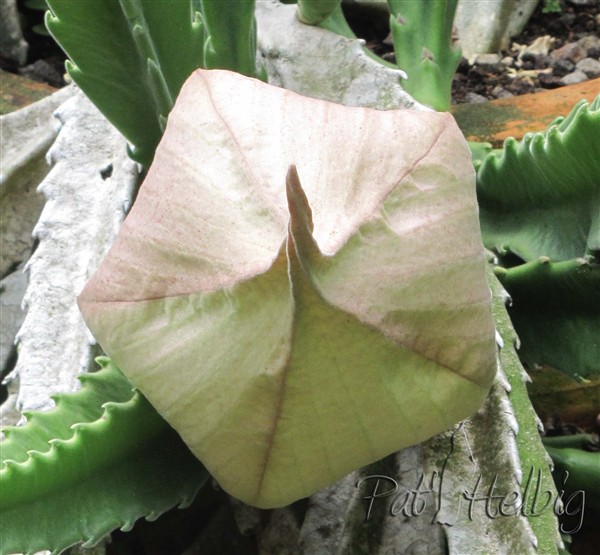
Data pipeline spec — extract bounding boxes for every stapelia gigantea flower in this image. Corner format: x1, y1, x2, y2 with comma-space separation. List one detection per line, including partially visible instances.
78, 69, 497, 509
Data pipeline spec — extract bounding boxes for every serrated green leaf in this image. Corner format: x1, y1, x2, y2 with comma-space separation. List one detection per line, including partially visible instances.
45, 0, 205, 167
495, 258, 600, 379
478, 97, 600, 380
0, 358, 133, 464
477, 96, 600, 262
0, 358, 208, 555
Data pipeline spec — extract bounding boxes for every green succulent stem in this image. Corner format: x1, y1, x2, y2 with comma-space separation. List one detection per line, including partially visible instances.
489, 263, 563, 553
46, 0, 206, 167
543, 443, 600, 513
494, 257, 600, 379
201, 0, 259, 78
0, 358, 208, 555
542, 434, 597, 450
476, 97, 600, 379
294, 1, 399, 71
120, 0, 175, 114
387, 0, 460, 111
478, 97, 600, 215
297, 0, 341, 25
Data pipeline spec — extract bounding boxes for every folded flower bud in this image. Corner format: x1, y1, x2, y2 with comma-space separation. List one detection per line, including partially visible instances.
78, 69, 496, 508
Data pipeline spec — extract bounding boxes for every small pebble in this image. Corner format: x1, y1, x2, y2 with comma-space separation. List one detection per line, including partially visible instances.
588, 46, 600, 59
578, 35, 600, 53
474, 53, 500, 65
551, 58, 575, 76
520, 52, 536, 64
17, 60, 64, 88
560, 69, 589, 85
538, 73, 563, 89
491, 85, 513, 99
473, 53, 503, 72
551, 42, 587, 63
465, 92, 488, 104
576, 57, 600, 78
558, 13, 577, 27
501, 56, 514, 66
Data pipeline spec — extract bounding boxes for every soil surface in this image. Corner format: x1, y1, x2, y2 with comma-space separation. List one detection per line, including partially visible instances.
452, 0, 600, 103
352, 0, 600, 104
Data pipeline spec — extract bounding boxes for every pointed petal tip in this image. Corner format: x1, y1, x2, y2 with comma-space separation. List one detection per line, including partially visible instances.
285, 164, 312, 233
285, 165, 324, 267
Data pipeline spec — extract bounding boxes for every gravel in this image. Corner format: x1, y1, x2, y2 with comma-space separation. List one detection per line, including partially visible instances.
561, 69, 590, 85
576, 57, 600, 77
451, 0, 600, 104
